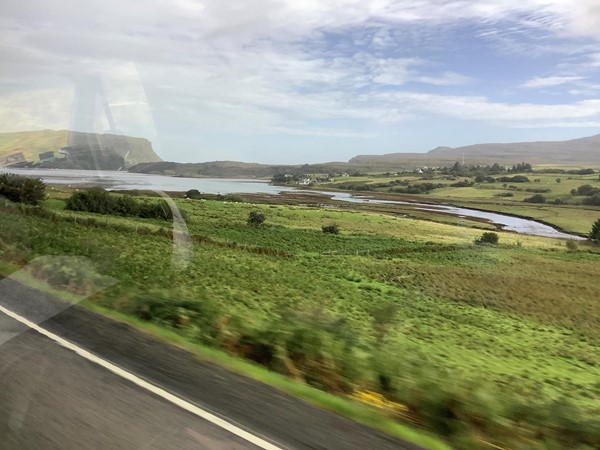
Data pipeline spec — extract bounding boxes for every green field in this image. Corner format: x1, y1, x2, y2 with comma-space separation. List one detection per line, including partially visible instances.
1, 189, 600, 449
317, 171, 600, 235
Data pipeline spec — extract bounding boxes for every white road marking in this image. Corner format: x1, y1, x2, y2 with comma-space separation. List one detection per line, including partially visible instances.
0, 304, 283, 450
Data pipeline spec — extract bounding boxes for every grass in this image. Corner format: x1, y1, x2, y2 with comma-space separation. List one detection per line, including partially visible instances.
2, 191, 600, 449
317, 171, 600, 235
82, 302, 451, 450
0, 262, 450, 450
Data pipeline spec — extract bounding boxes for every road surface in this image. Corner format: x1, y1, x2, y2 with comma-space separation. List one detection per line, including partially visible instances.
0, 278, 420, 450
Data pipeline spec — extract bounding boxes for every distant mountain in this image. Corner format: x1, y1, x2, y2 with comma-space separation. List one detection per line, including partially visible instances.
0, 130, 162, 168
350, 134, 600, 166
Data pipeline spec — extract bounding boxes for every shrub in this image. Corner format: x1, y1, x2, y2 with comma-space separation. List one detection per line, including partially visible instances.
497, 175, 530, 183
573, 185, 600, 197
185, 189, 202, 199
322, 223, 340, 235
494, 192, 514, 198
66, 188, 114, 214
65, 188, 173, 221
590, 219, 600, 244
566, 240, 579, 251
0, 173, 46, 205
247, 211, 265, 226
475, 232, 499, 245
525, 194, 547, 203
582, 194, 600, 206
450, 180, 474, 188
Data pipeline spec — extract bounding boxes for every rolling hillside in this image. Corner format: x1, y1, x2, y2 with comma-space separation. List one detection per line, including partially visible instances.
350, 134, 600, 167
0, 130, 162, 167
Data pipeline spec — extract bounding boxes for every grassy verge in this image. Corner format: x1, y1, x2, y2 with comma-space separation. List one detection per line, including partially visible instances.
82, 302, 451, 450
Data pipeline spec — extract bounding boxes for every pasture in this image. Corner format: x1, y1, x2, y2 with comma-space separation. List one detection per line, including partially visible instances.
1, 191, 600, 449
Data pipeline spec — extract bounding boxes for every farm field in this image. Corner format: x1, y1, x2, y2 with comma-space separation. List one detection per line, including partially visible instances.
1, 187, 600, 449
316, 171, 600, 235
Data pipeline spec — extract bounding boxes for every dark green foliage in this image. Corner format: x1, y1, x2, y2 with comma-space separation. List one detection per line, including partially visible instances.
524, 194, 547, 203
334, 179, 445, 194
450, 180, 474, 188
573, 185, 600, 205
508, 162, 533, 172
497, 175, 530, 183
389, 182, 444, 194
247, 211, 266, 226
572, 168, 595, 175
322, 223, 340, 235
525, 188, 551, 193
65, 188, 173, 221
470, 172, 494, 182
582, 194, 600, 206
185, 189, 202, 199
66, 188, 116, 214
475, 232, 499, 245
138, 201, 174, 220
590, 219, 600, 244
0, 173, 46, 205
572, 185, 600, 196
494, 192, 514, 198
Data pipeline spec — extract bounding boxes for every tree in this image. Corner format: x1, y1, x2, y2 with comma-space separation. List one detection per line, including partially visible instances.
247, 211, 265, 226
524, 194, 546, 204
590, 218, 600, 244
185, 189, 202, 199
0, 173, 46, 205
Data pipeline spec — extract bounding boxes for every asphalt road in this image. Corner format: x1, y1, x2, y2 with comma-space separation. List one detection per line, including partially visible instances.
0, 277, 420, 450
0, 313, 261, 450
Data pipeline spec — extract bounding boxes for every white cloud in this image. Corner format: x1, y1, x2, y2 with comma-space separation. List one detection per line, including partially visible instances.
377, 91, 600, 127
416, 72, 472, 86
521, 76, 586, 88
1, 0, 599, 144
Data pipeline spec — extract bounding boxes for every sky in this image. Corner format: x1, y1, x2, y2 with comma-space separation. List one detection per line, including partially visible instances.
1, 0, 599, 164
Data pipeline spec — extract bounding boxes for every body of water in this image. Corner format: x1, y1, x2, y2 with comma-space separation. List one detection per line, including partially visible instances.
3, 168, 583, 240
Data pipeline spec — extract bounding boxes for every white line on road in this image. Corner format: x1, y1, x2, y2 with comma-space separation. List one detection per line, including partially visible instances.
0, 304, 283, 450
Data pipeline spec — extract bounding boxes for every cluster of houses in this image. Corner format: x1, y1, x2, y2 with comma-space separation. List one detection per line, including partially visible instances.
0, 152, 26, 168
280, 172, 351, 186
0, 150, 58, 168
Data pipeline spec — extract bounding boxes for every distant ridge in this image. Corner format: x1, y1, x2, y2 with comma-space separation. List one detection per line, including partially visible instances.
350, 134, 600, 166
0, 130, 162, 167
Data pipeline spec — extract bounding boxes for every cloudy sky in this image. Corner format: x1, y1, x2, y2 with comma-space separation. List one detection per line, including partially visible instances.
1, 0, 599, 163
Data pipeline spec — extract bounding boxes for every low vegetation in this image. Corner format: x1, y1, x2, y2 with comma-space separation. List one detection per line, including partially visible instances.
0, 173, 46, 205
322, 223, 340, 235
2, 182, 600, 449
247, 210, 266, 226
474, 231, 499, 245
591, 218, 600, 244
65, 188, 175, 221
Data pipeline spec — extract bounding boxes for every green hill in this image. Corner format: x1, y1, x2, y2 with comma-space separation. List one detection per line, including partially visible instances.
0, 130, 162, 167
350, 134, 600, 167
